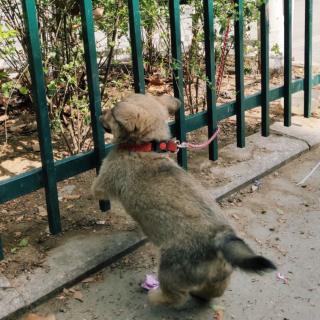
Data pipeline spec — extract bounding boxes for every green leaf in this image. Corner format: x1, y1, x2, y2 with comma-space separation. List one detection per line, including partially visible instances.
0, 71, 8, 80
19, 86, 29, 95
48, 51, 57, 59
19, 238, 29, 247
10, 247, 17, 254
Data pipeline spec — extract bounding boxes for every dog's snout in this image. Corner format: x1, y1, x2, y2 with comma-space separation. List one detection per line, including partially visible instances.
99, 112, 111, 133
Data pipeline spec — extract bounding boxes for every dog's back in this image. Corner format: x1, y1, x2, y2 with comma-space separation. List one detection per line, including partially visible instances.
92, 93, 276, 307
98, 147, 275, 273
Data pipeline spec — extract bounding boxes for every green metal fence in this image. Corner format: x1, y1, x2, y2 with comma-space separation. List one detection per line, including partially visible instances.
0, 0, 319, 260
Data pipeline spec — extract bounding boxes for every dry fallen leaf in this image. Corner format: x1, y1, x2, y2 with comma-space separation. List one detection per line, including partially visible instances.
24, 313, 56, 320
37, 206, 47, 217
276, 208, 284, 215
81, 277, 95, 283
147, 85, 167, 94
62, 288, 70, 295
73, 290, 84, 302
9, 124, 26, 133
231, 214, 240, 220
32, 142, 40, 152
63, 194, 81, 201
93, 7, 104, 19
0, 115, 9, 122
148, 76, 164, 86
96, 220, 106, 225
272, 244, 288, 256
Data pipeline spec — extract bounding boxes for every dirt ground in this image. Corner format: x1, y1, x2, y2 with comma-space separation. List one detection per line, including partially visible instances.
15, 146, 320, 320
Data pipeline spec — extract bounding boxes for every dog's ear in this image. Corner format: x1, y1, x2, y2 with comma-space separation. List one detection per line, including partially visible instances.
112, 102, 141, 132
155, 95, 181, 114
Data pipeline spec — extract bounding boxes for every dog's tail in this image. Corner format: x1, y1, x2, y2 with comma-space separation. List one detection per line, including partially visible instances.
219, 234, 276, 273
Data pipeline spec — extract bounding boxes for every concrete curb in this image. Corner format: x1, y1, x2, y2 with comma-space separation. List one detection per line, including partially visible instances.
211, 133, 309, 200
1, 116, 318, 319
1, 232, 146, 320
270, 116, 320, 149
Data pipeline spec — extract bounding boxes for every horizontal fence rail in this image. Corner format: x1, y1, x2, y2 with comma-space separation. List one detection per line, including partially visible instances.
1, 0, 319, 258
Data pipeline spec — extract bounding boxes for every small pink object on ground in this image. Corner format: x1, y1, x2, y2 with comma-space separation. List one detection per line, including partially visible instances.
276, 272, 288, 284
141, 274, 160, 291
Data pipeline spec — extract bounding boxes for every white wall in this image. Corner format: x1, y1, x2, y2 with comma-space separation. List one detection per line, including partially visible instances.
269, 0, 284, 55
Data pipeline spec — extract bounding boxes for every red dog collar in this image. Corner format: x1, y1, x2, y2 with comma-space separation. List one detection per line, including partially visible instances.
117, 127, 220, 153
118, 140, 178, 153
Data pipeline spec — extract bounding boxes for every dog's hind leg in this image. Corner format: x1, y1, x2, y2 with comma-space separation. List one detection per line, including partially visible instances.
148, 260, 189, 308
190, 277, 230, 301
91, 174, 111, 200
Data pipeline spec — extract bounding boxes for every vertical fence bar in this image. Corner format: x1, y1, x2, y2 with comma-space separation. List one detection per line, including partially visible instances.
304, 0, 313, 118
80, 0, 110, 211
234, 0, 245, 147
128, 0, 145, 93
0, 238, 3, 260
203, 0, 218, 160
169, 0, 187, 168
284, 0, 292, 127
260, 0, 270, 137
22, 0, 61, 234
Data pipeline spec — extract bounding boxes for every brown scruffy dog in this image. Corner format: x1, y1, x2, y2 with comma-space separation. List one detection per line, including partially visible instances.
91, 93, 276, 308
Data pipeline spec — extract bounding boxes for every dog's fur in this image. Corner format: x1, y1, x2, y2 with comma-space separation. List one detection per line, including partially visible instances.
91, 93, 276, 307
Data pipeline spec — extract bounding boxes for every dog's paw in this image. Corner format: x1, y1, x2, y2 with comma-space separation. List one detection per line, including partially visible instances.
148, 289, 167, 306
148, 289, 188, 308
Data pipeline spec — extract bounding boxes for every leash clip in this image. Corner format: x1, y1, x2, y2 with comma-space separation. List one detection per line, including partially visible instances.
175, 140, 188, 149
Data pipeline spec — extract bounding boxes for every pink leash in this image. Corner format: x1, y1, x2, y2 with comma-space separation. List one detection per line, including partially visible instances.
177, 127, 220, 150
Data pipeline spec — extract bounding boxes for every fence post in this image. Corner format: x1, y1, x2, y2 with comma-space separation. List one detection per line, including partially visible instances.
22, 0, 61, 234
284, 0, 292, 127
304, 0, 313, 118
234, 0, 246, 148
128, 0, 145, 94
80, 0, 110, 212
203, 0, 218, 160
169, 0, 188, 169
260, 0, 270, 137
0, 238, 3, 260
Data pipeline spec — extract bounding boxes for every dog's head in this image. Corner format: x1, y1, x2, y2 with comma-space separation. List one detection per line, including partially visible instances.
100, 94, 180, 143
